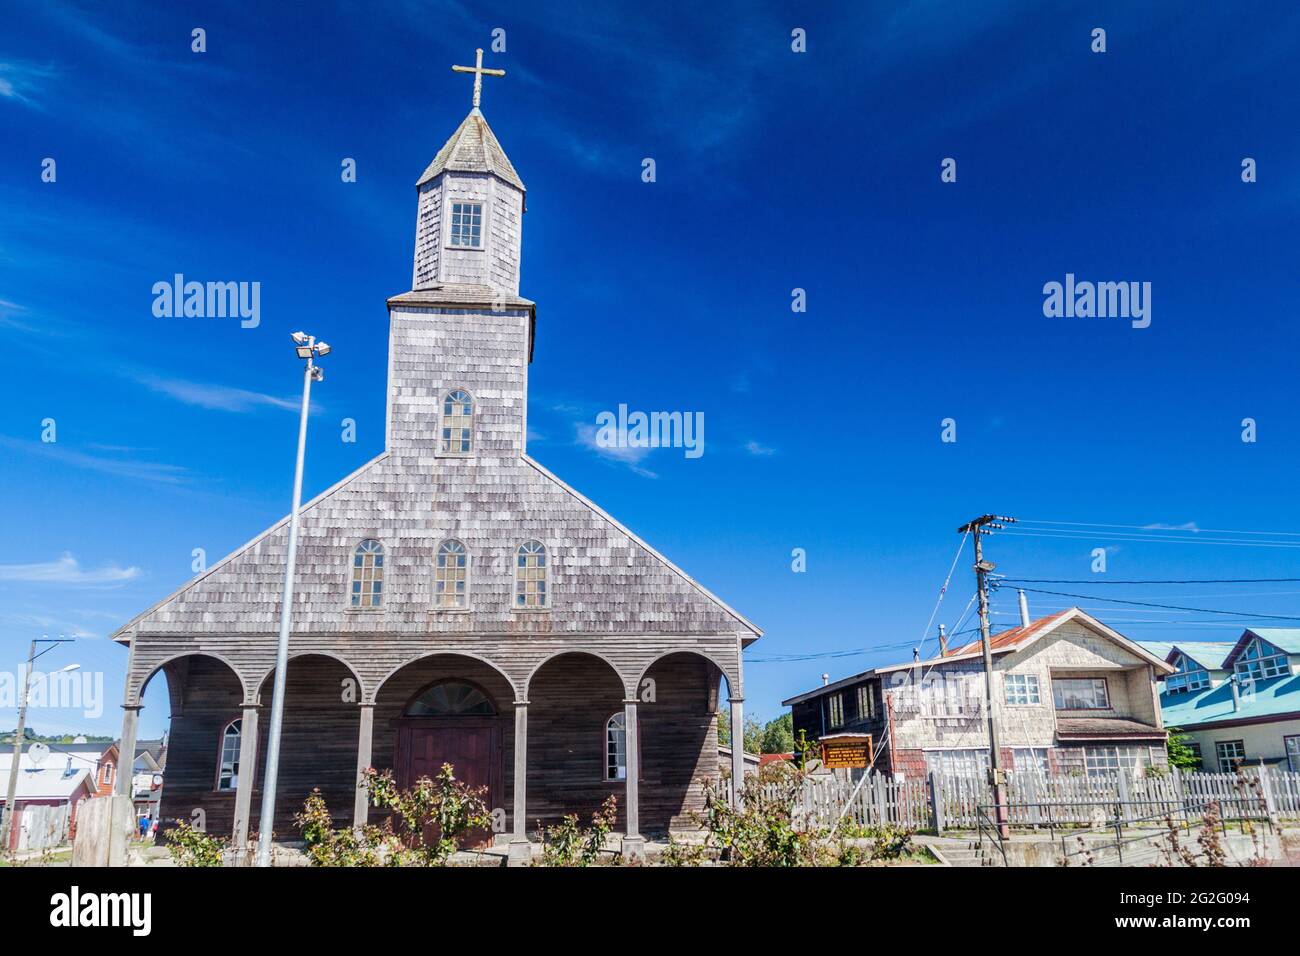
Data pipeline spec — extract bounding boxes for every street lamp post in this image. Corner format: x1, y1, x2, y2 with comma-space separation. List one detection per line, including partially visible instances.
255, 332, 330, 867
3, 639, 77, 851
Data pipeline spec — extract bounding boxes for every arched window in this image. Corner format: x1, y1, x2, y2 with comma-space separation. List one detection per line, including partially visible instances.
351, 539, 384, 608
434, 539, 469, 609
441, 389, 474, 454
216, 719, 242, 791
404, 681, 496, 717
515, 540, 548, 608
606, 713, 627, 781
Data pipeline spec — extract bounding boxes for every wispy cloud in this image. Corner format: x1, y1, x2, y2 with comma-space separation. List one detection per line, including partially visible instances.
0, 61, 56, 107
744, 440, 777, 457
1142, 522, 1200, 532
0, 553, 141, 585
0, 435, 189, 485
575, 423, 657, 478
135, 374, 299, 413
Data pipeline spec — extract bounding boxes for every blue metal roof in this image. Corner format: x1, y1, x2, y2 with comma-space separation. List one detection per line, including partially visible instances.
1138, 640, 1236, 671
1242, 629, 1300, 655
1159, 673, 1300, 729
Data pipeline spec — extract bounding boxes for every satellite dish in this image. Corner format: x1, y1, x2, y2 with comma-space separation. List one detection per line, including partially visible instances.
28, 743, 50, 766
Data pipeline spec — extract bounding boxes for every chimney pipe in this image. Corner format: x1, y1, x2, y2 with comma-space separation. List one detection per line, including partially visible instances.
821, 673, 829, 687
1230, 676, 1241, 712
1018, 589, 1031, 628
938, 623, 948, 656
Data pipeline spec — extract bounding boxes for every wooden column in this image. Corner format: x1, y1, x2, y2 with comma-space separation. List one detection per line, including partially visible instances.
232, 704, 260, 853
115, 704, 141, 797
621, 698, 644, 859
352, 703, 374, 827
508, 699, 531, 865
729, 697, 745, 807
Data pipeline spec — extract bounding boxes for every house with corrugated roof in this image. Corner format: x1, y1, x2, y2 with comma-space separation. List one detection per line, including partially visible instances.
1143, 629, 1300, 773
784, 607, 1174, 780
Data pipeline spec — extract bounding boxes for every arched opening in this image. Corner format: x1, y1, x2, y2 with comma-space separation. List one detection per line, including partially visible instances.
638, 651, 729, 834
252, 654, 362, 838
373, 656, 515, 846
137, 653, 245, 839
526, 651, 626, 834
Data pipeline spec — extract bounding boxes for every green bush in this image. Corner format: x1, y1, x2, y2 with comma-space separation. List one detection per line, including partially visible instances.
537, 795, 619, 866
164, 819, 227, 867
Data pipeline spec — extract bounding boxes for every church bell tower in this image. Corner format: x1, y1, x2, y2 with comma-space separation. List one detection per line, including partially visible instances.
411, 49, 525, 295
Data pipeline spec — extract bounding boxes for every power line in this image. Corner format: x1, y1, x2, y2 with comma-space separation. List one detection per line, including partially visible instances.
1010, 585, 1300, 622
1002, 529, 1300, 550
1017, 519, 1300, 538
1002, 576, 1300, 585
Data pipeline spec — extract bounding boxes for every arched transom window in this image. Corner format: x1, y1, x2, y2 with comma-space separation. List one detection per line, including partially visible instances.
606, 712, 627, 781
441, 389, 474, 454
515, 540, 548, 608
351, 539, 384, 608
404, 681, 496, 717
434, 539, 469, 609
217, 719, 242, 791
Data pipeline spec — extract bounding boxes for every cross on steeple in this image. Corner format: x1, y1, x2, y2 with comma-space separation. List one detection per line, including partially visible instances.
451, 48, 505, 111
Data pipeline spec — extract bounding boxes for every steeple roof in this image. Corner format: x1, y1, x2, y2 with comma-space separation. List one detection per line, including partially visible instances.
417, 108, 525, 193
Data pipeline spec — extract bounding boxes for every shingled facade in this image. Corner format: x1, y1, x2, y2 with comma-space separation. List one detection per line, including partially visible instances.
111, 102, 760, 860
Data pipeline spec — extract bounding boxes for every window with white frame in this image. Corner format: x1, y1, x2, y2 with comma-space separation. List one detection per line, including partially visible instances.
1013, 748, 1050, 774
827, 692, 845, 729
606, 713, 627, 781
924, 748, 990, 778
856, 683, 874, 720
217, 719, 242, 791
515, 540, 548, 608
1216, 739, 1246, 773
1084, 745, 1148, 777
441, 389, 474, 454
920, 674, 980, 716
434, 539, 469, 609
1053, 677, 1110, 710
449, 201, 483, 247
1286, 735, 1300, 773
1166, 652, 1210, 694
1004, 673, 1041, 705
102, 761, 115, 786
351, 539, 384, 608
1233, 636, 1291, 681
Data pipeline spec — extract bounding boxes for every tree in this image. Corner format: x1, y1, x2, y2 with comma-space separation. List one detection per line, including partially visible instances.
1166, 728, 1202, 771
760, 713, 794, 754
716, 711, 763, 755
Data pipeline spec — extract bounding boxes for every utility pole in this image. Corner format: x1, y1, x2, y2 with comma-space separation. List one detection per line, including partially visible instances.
4, 638, 76, 850
957, 514, 1016, 839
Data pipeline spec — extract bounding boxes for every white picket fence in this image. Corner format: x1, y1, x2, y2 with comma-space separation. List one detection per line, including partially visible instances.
721, 767, 1300, 832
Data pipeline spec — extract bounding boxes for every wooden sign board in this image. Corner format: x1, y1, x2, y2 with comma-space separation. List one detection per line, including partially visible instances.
820, 735, 872, 769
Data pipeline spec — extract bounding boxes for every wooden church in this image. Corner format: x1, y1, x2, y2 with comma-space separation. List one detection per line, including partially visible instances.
110, 52, 760, 861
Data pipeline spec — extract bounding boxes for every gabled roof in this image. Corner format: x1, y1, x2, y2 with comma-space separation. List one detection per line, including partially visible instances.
1160, 672, 1300, 729
1223, 628, 1300, 668
0, 754, 95, 800
938, 608, 1173, 673
1168, 642, 1236, 671
417, 108, 525, 193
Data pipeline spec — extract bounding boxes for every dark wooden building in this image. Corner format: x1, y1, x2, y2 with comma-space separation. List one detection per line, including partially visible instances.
111, 72, 760, 861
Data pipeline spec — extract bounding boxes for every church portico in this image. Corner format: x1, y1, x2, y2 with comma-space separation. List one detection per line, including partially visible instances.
112, 50, 760, 863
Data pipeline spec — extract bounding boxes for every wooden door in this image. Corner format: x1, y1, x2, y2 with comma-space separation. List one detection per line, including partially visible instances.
395, 718, 501, 848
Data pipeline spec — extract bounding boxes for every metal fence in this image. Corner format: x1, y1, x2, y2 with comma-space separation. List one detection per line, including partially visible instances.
722, 767, 1300, 832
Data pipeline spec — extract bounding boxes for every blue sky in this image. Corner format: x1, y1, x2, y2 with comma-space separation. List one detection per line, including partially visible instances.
4, 1, 1300, 740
